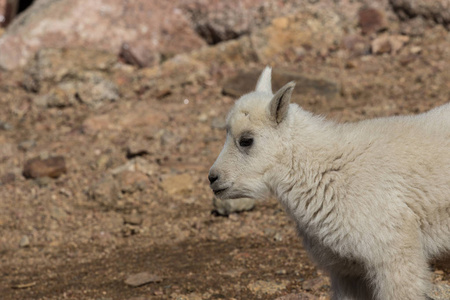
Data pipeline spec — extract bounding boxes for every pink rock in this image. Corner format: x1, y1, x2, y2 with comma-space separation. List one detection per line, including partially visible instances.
0, 0, 206, 70
0, 0, 339, 70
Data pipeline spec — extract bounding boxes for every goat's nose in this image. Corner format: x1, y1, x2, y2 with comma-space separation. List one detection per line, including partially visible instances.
208, 171, 219, 184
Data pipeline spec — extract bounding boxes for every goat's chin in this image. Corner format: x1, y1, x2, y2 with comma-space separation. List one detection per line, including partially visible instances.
213, 186, 251, 200
219, 187, 269, 201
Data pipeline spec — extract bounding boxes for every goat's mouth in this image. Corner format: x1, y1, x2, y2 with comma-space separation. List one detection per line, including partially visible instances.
212, 187, 228, 195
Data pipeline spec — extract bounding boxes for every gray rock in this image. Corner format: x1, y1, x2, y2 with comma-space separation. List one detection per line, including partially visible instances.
110, 157, 157, 177
88, 175, 120, 209
210, 116, 226, 130
18, 140, 36, 151
0, 120, 12, 130
124, 272, 162, 287
19, 235, 30, 248
212, 197, 255, 216
76, 75, 119, 107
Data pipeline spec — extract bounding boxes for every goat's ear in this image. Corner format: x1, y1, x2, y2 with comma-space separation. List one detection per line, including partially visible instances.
269, 81, 295, 124
255, 66, 273, 94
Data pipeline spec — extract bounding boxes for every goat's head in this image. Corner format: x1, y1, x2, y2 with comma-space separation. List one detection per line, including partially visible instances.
209, 67, 295, 200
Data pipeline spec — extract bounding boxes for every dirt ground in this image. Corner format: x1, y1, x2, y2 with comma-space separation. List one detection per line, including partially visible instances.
1, 11, 450, 300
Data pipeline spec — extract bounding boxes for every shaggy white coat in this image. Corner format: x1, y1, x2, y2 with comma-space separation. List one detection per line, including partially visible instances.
209, 67, 450, 300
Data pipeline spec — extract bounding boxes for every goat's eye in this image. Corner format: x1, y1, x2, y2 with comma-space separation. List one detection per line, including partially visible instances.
239, 137, 253, 147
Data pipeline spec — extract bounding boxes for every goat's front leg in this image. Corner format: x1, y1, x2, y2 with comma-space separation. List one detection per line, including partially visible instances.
368, 247, 431, 300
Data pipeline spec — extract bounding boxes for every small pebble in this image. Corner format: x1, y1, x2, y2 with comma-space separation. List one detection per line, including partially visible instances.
19, 236, 30, 248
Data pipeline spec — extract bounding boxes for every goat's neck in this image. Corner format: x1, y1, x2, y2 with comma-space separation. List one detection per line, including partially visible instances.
269, 108, 349, 229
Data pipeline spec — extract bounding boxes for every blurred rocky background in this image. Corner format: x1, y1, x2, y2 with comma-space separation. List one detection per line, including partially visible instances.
0, 0, 449, 299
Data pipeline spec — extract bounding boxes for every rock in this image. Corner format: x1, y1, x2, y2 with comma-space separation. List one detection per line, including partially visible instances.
19, 235, 30, 248
210, 116, 226, 130
0, 142, 14, 161
358, 7, 387, 35
96, 154, 112, 171
35, 176, 52, 188
342, 34, 370, 57
117, 171, 149, 194
122, 223, 141, 237
75, 74, 119, 107
390, 0, 450, 28
82, 114, 116, 135
124, 272, 162, 287
251, 11, 344, 64
170, 293, 203, 300
275, 293, 318, 300
430, 283, 450, 300
399, 16, 429, 36
18, 140, 36, 151
247, 280, 289, 295
197, 113, 208, 123
184, 0, 284, 45
34, 82, 78, 108
50, 206, 68, 221
371, 34, 409, 55
223, 68, 340, 101
110, 157, 157, 177
0, 0, 206, 70
118, 104, 169, 131
0, 120, 12, 130
410, 46, 422, 54
88, 175, 120, 209
302, 277, 330, 291
221, 268, 247, 277
212, 197, 256, 216
23, 156, 67, 179
119, 42, 158, 68
138, 54, 209, 94
22, 48, 120, 108
126, 140, 151, 158
273, 232, 283, 242
0, 172, 15, 185
123, 213, 143, 226
23, 48, 117, 92
161, 173, 194, 196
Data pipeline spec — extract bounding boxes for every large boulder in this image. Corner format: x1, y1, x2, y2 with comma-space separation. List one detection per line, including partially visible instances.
0, 0, 395, 71
0, 0, 206, 70
0, 0, 290, 70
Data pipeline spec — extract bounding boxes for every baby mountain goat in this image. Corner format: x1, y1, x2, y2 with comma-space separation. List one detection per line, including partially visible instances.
209, 67, 450, 300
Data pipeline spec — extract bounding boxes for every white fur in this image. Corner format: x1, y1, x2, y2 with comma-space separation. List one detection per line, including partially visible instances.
209, 67, 450, 300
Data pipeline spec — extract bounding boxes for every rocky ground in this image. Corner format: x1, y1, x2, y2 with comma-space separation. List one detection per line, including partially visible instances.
1, 1, 450, 300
